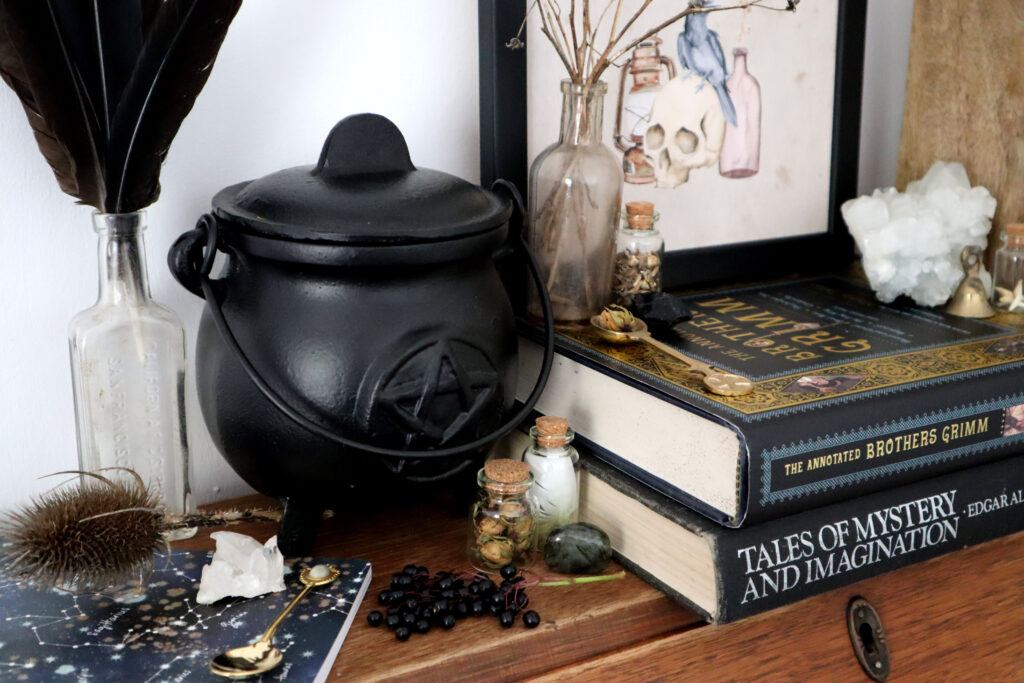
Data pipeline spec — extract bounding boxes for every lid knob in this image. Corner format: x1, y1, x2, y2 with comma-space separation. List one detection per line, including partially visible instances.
315, 113, 415, 179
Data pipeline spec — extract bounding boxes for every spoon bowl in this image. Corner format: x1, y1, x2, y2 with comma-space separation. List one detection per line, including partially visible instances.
210, 564, 340, 679
590, 315, 650, 343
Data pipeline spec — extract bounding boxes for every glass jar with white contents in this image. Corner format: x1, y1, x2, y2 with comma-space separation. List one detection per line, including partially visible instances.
523, 416, 580, 549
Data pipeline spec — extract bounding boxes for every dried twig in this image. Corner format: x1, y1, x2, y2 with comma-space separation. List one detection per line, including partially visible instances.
521, 0, 795, 85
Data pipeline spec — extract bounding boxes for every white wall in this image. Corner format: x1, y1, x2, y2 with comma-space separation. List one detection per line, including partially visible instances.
0, 0, 912, 509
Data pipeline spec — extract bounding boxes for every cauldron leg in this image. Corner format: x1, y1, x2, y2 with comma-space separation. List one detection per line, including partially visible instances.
277, 497, 324, 556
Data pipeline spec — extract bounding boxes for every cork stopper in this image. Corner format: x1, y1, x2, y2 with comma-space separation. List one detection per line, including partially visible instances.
625, 201, 655, 230
535, 415, 569, 448
1006, 223, 1024, 237
484, 459, 531, 484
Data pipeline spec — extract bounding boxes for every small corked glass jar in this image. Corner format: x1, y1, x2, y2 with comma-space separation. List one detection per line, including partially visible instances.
469, 459, 535, 572
613, 201, 664, 305
523, 415, 580, 549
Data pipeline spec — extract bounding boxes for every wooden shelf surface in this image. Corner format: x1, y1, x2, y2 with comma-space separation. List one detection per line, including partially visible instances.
177, 493, 1024, 682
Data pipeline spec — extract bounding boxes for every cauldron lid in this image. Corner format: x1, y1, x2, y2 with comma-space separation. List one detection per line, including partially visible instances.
211, 114, 511, 245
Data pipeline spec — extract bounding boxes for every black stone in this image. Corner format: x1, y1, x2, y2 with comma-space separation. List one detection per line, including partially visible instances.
543, 522, 613, 574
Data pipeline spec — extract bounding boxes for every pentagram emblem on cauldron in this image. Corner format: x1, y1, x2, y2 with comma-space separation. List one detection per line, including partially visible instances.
370, 339, 502, 459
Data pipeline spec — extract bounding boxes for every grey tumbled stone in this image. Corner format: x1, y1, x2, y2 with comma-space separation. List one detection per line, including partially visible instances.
543, 522, 612, 574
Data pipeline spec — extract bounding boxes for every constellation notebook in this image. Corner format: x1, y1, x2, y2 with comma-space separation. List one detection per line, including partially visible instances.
0, 549, 371, 683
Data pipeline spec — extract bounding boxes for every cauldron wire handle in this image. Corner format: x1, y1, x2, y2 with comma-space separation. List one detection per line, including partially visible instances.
186, 192, 555, 462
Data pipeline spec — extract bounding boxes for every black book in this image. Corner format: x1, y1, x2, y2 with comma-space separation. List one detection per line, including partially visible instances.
577, 450, 1024, 624
519, 277, 1024, 526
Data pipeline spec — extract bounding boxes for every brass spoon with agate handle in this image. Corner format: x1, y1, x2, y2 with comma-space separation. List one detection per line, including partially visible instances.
590, 315, 754, 397
210, 564, 340, 679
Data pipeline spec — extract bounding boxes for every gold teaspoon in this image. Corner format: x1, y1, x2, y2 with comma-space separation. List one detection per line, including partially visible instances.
590, 315, 754, 397
210, 564, 340, 679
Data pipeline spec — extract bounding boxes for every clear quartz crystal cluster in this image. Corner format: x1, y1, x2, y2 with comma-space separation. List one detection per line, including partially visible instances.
196, 532, 286, 604
841, 162, 997, 306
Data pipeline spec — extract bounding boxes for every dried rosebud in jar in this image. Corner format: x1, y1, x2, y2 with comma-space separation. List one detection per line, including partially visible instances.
468, 460, 535, 573
614, 202, 664, 305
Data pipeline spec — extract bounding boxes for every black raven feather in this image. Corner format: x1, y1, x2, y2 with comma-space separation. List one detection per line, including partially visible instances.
0, 1, 105, 207
107, 0, 241, 212
0, 0, 240, 212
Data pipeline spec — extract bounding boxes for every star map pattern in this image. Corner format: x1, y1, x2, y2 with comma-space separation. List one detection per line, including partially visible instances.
0, 551, 370, 682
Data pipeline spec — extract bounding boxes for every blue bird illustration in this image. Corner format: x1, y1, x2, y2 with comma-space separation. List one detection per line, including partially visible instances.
676, 6, 737, 126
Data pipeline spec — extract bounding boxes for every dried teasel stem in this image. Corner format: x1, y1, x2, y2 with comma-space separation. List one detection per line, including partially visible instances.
0, 469, 164, 590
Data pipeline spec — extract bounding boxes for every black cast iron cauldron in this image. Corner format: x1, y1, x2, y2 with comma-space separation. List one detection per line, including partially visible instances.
169, 114, 553, 555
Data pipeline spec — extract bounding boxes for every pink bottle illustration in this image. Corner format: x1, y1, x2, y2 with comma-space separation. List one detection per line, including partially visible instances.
719, 47, 761, 178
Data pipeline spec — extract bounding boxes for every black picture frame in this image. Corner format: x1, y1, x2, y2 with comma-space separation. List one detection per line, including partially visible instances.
479, 0, 867, 290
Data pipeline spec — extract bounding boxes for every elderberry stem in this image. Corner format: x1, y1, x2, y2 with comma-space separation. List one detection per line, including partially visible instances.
537, 571, 626, 586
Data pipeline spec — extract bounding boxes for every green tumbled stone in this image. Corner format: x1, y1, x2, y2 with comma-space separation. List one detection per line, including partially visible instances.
543, 522, 612, 574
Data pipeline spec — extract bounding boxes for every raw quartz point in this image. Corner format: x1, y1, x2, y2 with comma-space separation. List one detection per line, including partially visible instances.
196, 532, 286, 604
543, 522, 612, 575
840, 161, 997, 306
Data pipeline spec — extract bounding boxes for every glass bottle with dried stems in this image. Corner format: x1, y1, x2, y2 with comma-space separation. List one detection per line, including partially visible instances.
69, 211, 193, 519
527, 80, 623, 323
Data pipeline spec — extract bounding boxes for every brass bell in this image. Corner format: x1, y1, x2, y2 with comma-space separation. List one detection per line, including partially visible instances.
946, 246, 996, 318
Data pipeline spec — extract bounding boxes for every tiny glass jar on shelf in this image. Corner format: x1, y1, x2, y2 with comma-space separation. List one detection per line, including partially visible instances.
992, 223, 1024, 312
468, 459, 535, 573
523, 416, 580, 549
614, 201, 664, 306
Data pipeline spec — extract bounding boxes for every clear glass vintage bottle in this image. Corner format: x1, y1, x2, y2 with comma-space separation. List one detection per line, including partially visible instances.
613, 201, 664, 305
523, 416, 580, 549
69, 211, 193, 515
992, 223, 1024, 311
528, 80, 624, 323
468, 459, 535, 572
719, 47, 761, 179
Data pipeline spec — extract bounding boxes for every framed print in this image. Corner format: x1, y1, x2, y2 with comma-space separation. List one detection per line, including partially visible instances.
479, 0, 866, 289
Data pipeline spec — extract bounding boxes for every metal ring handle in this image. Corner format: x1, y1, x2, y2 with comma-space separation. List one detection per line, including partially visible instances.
190, 184, 555, 461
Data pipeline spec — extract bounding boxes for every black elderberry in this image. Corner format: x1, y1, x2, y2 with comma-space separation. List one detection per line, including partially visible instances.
417, 565, 429, 574
404, 597, 419, 612
438, 577, 454, 590
454, 602, 469, 618
489, 592, 504, 607
386, 613, 401, 629
415, 619, 431, 634
478, 579, 496, 594
378, 590, 393, 606
499, 564, 518, 580
395, 626, 411, 641
498, 610, 515, 628
441, 613, 457, 630
433, 599, 449, 614
419, 604, 438, 620
401, 612, 417, 626
457, 587, 471, 599
389, 590, 406, 603
440, 589, 455, 600
366, 610, 383, 627
387, 606, 401, 617
488, 602, 503, 616
403, 564, 419, 576
523, 610, 541, 628
514, 591, 529, 609
470, 599, 485, 616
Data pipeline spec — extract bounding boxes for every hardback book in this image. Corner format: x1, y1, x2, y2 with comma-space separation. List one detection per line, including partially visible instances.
579, 447, 1024, 624
0, 549, 371, 683
518, 277, 1024, 526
